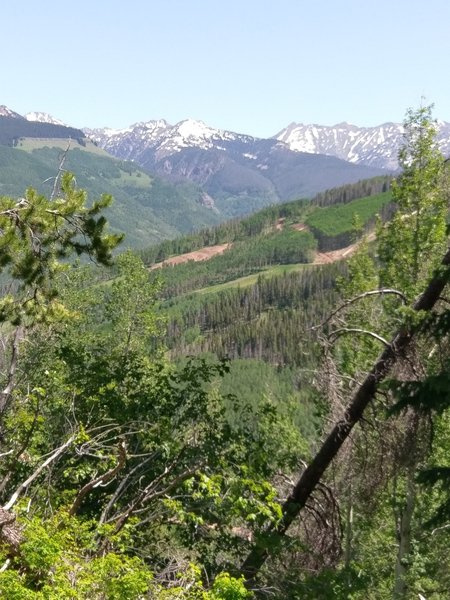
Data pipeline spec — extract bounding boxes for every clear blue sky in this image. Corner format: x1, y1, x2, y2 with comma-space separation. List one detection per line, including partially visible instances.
3, 0, 450, 136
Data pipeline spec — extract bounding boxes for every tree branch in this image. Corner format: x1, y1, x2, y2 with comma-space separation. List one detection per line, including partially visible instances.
0, 326, 23, 416
3, 434, 75, 511
50, 141, 71, 201
69, 440, 127, 517
328, 328, 390, 347
312, 288, 407, 331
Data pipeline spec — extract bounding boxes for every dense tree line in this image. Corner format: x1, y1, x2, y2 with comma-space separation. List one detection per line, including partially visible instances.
165, 263, 344, 365
0, 115, 86, 146
311, 174, 392, 207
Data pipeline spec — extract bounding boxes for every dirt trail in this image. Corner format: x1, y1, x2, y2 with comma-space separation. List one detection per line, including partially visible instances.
313, 231, 376, 264
150, 243, 231, 270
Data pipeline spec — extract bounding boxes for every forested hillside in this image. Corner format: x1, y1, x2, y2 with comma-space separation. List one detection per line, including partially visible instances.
0, 107, 449, 599
140, 175, 392, 265
0, 117, 225, 247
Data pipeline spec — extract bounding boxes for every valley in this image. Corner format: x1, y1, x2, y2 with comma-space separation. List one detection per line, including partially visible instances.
1, 104, 450, 598
141, 180, 392, 369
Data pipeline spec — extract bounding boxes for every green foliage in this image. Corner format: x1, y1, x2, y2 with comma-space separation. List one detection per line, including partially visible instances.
209, 572, 252, 599
0, 510, 154, 599
378, 105, 448, 299
0, 173, 122, 325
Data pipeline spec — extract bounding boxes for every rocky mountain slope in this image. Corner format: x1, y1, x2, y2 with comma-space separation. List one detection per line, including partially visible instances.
275, 121, 450, 170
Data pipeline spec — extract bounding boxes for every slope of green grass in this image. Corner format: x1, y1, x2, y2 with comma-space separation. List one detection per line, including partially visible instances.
305, 191, 392, 236
194, 262, 312, 295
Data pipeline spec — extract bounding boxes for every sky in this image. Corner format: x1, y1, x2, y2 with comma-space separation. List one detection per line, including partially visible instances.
3, 0, 450, 137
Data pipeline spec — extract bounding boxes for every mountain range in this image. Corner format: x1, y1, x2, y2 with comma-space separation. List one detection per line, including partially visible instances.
275, 120, 450, 170
86, 116, 450, 173
84, 119, 388, 215
2, 104, 450, 248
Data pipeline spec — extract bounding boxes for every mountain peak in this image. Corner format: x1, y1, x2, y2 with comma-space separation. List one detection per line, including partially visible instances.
176, 118, 216, 138
0, 105, 25, 119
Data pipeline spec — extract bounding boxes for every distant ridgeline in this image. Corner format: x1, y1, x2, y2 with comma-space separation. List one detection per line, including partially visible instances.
0, 116, 86, 146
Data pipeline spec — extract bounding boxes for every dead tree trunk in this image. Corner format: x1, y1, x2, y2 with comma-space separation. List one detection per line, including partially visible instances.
239, 247, 450, 582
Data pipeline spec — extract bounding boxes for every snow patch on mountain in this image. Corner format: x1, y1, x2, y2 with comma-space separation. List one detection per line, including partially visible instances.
0, 105, 25, 119
25, 112, 67, 126
275, 121, 450, 169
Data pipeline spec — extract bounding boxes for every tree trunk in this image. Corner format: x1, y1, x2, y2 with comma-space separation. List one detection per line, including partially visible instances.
393, 469, 417, 598
0, 508, 22, 555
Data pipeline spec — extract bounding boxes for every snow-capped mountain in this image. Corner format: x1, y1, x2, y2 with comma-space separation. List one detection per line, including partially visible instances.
85, 118, 255, 163
0, 106, 66, 126
275, 121, 450, 170
0, 105, 25, 119
25, 111, 67, 126
84, 118, 387, 204
87, 117, 450, 174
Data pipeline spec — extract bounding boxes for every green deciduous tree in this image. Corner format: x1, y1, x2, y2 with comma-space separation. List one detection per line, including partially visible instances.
378, 104, 448, 299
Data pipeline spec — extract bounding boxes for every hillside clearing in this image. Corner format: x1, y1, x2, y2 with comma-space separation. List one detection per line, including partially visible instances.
150, 243, 232, 269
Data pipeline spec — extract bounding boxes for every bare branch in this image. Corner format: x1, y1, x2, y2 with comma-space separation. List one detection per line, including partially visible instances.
0, 558, 10, 572
99, 454, 155, 525
312, 288, 407, 331
50, 141, 71, 201
0, 326, 23, 416
328, 328, 391, 347
111, 464, 200, 536
69, 440, 127, 517
3, 434, 75, 511
431, 523, 450, 536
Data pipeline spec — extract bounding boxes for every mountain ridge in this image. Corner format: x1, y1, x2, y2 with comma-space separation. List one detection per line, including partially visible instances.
275, 120, 450, 169
17, 107, 450, 171
83, 118, 388, 211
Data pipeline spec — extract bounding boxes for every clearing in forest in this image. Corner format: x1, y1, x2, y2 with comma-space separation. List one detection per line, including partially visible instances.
150, 243, 231, 269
